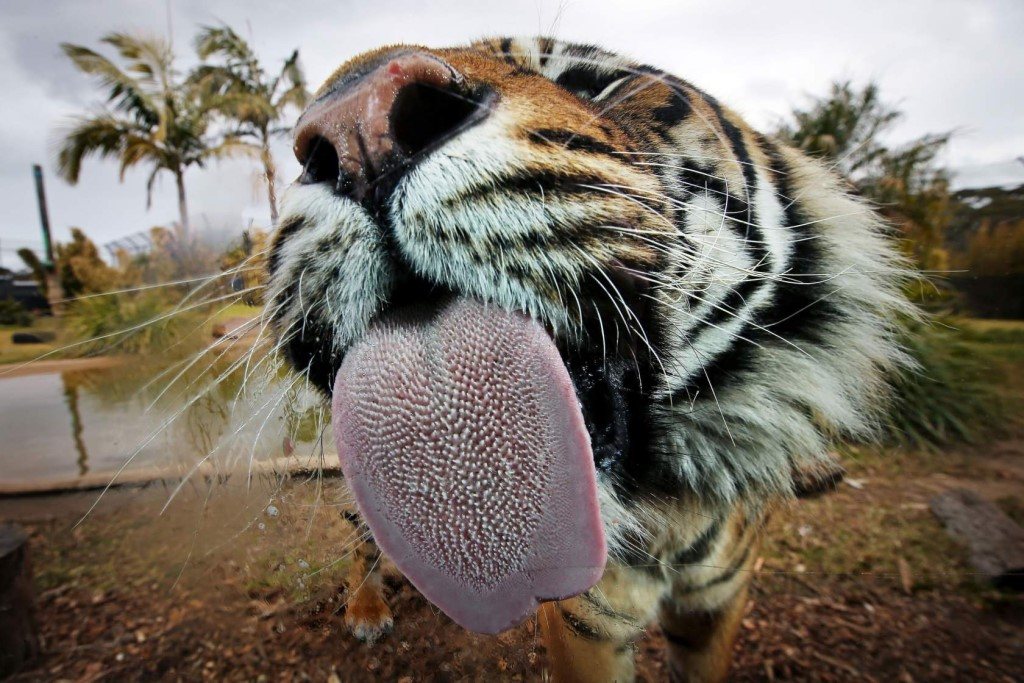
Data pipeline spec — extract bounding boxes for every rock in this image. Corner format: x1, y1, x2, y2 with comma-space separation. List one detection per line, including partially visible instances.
930, 488, 1024, 590
10, 331, 55, 344
0, 523, 40, 678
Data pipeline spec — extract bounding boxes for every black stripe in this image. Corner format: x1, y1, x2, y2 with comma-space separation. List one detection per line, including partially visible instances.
674, 159, 764, 264
528, 129, 620, 157
537, 37, 554, 67
696, 277, 762, 333
579, 591, 641, 626
704, 96, 761, 244
340, 510, 361, 525
663, 628, 701, 650
614, 528, 668, 577
554, 65, 629, 100
443, 170, 610, 206
754, 137, 847, 344
663, 134, 847, 401
559, 607, 608, 642
672, 518, 722, 567
649, 74, 694, 130
660, 276, 766, 407
677, 545, 751, 596
268, 217, 304, 276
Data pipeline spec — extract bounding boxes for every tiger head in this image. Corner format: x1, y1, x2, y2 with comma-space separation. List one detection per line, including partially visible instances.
266, 38, 911, 633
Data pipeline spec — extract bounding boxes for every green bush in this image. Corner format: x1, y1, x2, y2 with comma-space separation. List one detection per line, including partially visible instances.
63, 290, 204, 356
881, 318, 1015, 450
0, 297, 33, 327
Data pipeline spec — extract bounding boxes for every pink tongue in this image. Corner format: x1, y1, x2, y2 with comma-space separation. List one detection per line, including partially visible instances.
332, 297, 606, 633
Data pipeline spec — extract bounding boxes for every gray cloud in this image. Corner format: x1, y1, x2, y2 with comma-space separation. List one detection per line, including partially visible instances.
2, 0, 1022, 257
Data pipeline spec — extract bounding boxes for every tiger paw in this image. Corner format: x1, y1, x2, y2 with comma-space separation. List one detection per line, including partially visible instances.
344, 584, 394, 644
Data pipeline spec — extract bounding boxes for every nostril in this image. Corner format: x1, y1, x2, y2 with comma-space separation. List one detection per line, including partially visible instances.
390, 82, 482, 158
298, 136, 341, 188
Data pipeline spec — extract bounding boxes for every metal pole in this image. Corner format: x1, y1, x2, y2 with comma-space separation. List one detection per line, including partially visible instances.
32, 164, 63, 315
32, 165, 55, 267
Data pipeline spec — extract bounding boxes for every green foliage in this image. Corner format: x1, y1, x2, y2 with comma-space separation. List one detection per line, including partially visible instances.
192, 26, 310, 132
0, 298, 33, 326
778, 82, 954, 273
219, 228, 268, 305
48, 222, 229, 357
56, 32, 248, 236
16, 248, 48, 298
947, 186, 1024, 278
191, 25, 310, 220
55, 228, 119, 297
62, 288, 203, 356
881, 320, 1014, 450
777, 81, 899, 179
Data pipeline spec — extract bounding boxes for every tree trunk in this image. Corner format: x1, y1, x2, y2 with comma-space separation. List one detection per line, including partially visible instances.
0, 524, 39, 678
175, 169, 190, 242
262, 141, 278, 224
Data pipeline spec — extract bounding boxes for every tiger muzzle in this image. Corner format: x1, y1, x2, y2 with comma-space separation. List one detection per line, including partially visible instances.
292, 51, 491, 212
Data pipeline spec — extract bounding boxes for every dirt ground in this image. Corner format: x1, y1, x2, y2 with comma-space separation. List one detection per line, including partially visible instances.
2, 435, 1022, 683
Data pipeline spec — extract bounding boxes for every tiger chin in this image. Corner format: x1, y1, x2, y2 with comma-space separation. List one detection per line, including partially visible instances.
266, 37, 913, 683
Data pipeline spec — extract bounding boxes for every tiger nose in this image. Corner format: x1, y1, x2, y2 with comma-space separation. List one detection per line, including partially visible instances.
293, 52, 487, 206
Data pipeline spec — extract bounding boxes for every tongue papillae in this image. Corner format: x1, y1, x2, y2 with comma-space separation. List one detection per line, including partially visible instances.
332, 297, 606, 634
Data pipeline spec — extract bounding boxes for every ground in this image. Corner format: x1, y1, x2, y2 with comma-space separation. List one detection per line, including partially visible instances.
2, 437, 1022, 683
2, 317, 1022, 682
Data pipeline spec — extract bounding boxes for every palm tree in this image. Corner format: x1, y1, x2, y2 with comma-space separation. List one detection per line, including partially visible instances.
56, 33, 243, 240
192, 26, 310, 222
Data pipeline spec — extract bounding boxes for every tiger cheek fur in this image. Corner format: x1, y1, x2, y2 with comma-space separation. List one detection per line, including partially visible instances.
267, 37, 912, 683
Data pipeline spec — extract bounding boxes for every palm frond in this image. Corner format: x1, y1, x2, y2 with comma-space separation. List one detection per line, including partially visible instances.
102, 33, 174, 88
275, 81, 310, 112
60, 43, 159, 126
194, 25, 254, 64
144, 166, 161, 209
119, 134, 168, 181
275, 50, 310, 107
55, 115, 139, 183
205, 89, 278, 128
200, 138, 261, 163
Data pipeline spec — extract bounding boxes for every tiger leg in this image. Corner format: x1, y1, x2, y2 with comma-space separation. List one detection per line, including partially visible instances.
659, 509, 762, 683
340, 514, 393, 643
540, 564, 666, 683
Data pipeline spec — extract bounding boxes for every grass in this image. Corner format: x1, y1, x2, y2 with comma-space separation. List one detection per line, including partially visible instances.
9, 304, 1023, 608
763, 318, 1024, 598
760, 442, 1004, 599
211, 302, 262, 325
27, 482, 357, 607
0, 316, 62, 365
957, 318, 1024, 334
880, 317, 1024, 450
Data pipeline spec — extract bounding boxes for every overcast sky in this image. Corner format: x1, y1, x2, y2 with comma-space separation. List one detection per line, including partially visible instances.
1, 0, 1021, 265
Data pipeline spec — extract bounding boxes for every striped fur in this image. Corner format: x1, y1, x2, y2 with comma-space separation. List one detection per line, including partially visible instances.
268, 37, 913, 682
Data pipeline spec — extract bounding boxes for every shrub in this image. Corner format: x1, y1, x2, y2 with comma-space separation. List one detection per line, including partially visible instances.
62, 290, 205, 357
0, 297, 33, 327
881, 318, 1015, 450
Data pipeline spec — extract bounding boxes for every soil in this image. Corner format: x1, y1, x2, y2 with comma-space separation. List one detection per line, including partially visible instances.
2, 441, 1023, 683
0, 357, 124, 380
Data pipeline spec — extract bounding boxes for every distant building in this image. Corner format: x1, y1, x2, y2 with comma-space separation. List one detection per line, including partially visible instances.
0, 273, 49, 312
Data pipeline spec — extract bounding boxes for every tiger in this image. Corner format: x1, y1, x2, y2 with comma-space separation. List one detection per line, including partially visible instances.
265, 37, 913, 683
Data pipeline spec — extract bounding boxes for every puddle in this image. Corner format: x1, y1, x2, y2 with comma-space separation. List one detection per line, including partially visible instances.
0, 359, 330, 486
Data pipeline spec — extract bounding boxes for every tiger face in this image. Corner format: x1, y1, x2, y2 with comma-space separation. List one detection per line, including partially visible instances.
267, 36, 911, 679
